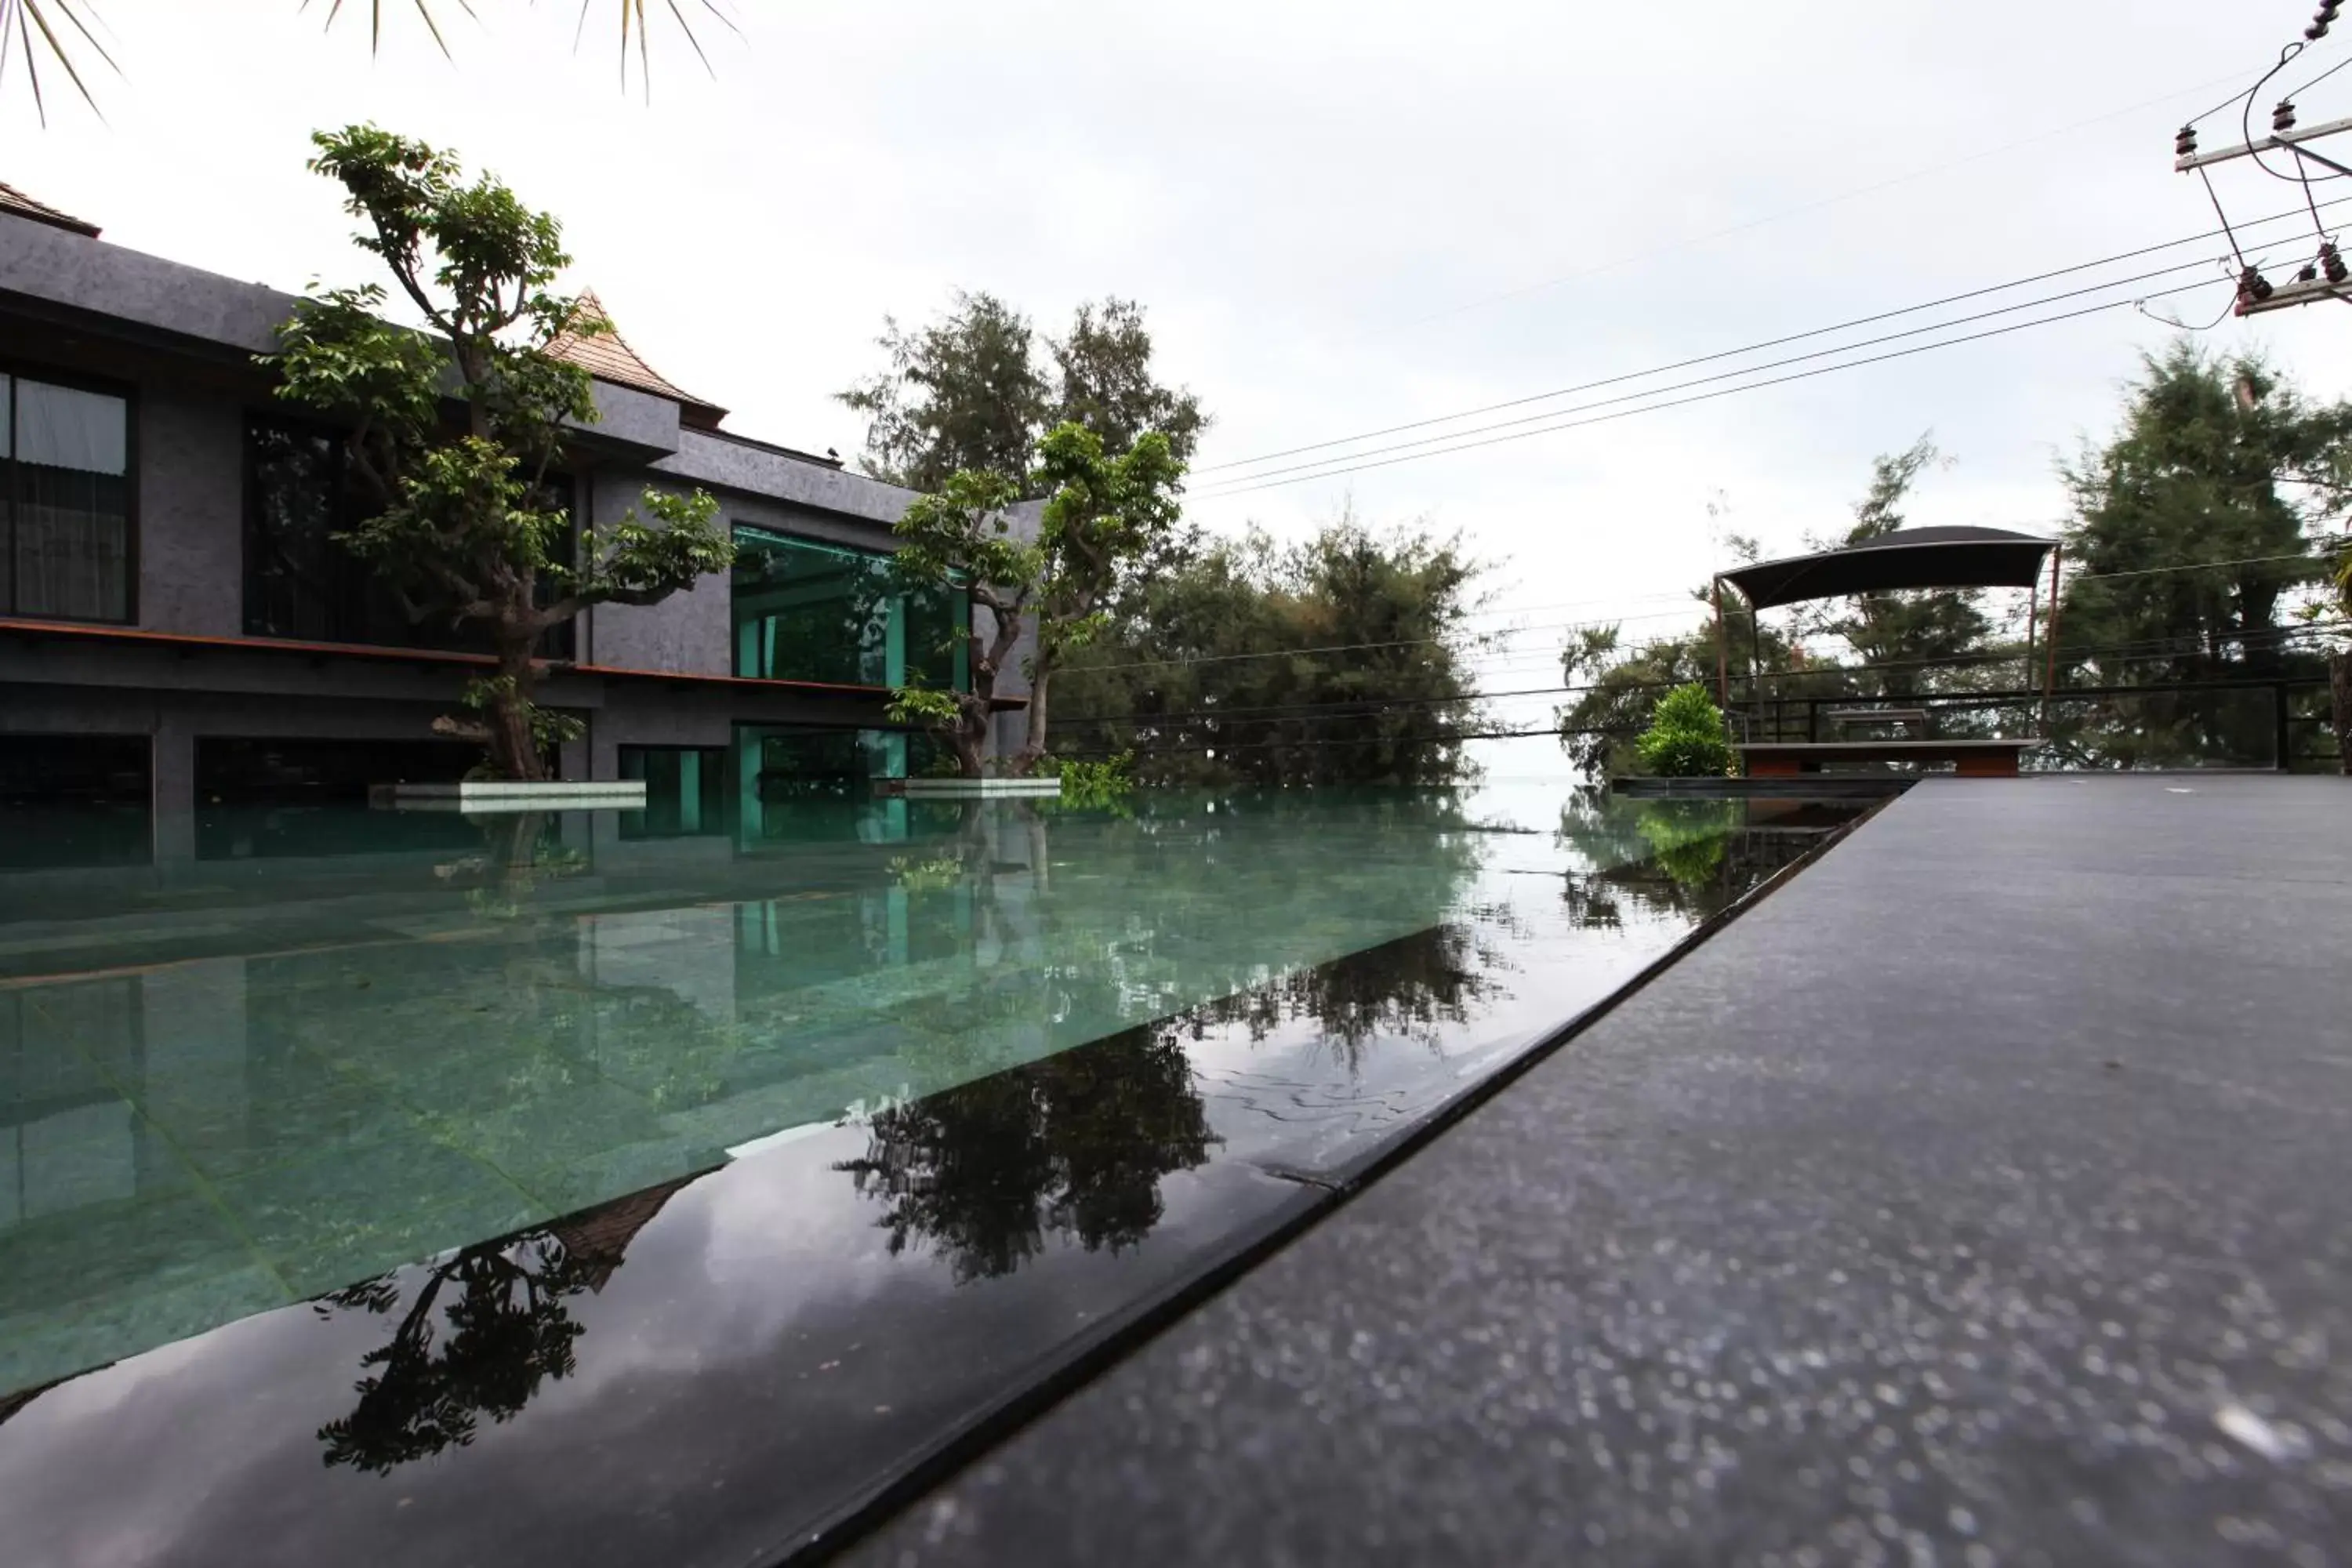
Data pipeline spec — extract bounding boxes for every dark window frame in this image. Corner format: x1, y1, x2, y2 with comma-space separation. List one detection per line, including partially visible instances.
0, 358, 140, 626
241, 409, 576, 657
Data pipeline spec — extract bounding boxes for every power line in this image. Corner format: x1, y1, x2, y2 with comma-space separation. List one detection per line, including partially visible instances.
1200, 279, 2231, 499
1203, 257, 2237, 493
1198, 194, 2350, 478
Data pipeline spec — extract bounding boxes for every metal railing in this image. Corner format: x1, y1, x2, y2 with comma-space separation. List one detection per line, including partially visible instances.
1730, 677, 2340, 771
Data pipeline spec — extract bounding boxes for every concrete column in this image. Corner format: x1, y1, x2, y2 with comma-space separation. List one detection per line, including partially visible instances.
151, 705, 197, 866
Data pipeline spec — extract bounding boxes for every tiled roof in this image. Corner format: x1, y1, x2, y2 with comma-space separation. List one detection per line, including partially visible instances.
0, 180, 100, 238
546, 289, 728, 430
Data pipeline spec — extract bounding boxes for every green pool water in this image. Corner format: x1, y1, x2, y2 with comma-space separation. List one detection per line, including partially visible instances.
0, 786, 1802, 1399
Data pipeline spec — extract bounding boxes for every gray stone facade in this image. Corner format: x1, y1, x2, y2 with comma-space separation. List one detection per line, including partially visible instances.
0, 203, 1035, 851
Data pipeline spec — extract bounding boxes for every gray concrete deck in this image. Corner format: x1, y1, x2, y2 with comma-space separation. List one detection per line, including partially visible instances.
851, 775, 2352, 1566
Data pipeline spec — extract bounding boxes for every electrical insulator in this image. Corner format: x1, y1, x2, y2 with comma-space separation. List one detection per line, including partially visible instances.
2324, 241, 2348, 284
2241, 265, 2277, 303
2176, 124, 2198, 158
2277, 100, 2299, 135
2311, 1, 2341, 38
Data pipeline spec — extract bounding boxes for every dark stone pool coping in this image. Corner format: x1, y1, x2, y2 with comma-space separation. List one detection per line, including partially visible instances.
773, 794, 1888, 1559
846, 775, 2352, 1566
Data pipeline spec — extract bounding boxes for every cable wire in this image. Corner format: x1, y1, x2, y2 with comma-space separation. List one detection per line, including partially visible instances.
1201, 278, 2230, 498
1200, 196, 2352, 477
1203, 258, 2237, 493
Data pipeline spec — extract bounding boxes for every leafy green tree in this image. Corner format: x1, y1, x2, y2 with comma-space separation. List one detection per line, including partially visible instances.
1051, 518, 1490, 787
2056, 344, 2350, 768
1797, 434, 1992, 696
887, 425, 1185, 777
3, 1, 723, 121
885, 469, 1037, 779
268, 125, 731, 781
2059, 346, 2347, 684
839, 292, 1206, 496
1634, 683, 1734, 776
1046, 299, 1209, 469
1020, 424, 1186, 771
837, 292, 1051, 494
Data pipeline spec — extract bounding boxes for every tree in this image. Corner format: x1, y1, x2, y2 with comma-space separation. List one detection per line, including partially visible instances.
1051, 517, 1490, 788
1046, 298, 1209, 470
1799, 434, 1991, 696
887, 426, 1185, 777
838, 292, 1207, 496
886, 469, 1037, 779
4, 1, 724, 122
1634, 683, 1734, 777
269, 125, 731, 781
837, 292, 1050, 495
2056, 343, 2350, 768
1019, 423, 1186, 771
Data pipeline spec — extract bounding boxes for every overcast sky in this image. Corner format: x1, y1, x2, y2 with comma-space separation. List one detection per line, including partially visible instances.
12, 0, 2352, 775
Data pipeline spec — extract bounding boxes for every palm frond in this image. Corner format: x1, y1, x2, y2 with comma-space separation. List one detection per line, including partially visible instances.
0, 0, 120, 125
5, 0, 735, 123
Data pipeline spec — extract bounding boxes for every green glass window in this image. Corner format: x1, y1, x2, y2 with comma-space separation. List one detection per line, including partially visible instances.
619, 746, 728, 840
731, 526, 967, 689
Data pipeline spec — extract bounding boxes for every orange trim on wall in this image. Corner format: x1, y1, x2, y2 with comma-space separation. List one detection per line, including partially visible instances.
0, 617, 1026, 708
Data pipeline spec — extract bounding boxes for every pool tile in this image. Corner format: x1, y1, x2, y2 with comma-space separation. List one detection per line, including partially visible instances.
215, 1129, 536, 1294
277, 1186, 545, 1301
139, 1063, 414, 1181
0, 1189, 266, 1322
0, 1264, 289, 1397
435, 1076, 665, 1185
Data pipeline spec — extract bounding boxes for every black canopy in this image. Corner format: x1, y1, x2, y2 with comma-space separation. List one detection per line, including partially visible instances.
1719, 526, 2057, 611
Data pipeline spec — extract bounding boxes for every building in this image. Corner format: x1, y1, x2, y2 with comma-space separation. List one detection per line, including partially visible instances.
0, 180, 1029, 868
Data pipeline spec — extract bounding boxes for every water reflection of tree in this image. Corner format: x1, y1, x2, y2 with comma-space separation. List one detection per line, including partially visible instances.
837, 1029, 1218, 1283
314, 1178, 691, 1473
1160, 924, 1504, 1069
1555, 793, 1853, 927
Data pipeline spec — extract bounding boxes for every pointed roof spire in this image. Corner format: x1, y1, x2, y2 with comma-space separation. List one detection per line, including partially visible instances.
547, 289, 728, 430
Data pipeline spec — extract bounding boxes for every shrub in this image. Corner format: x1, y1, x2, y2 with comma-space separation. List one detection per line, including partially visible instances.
1634, 683, 1735, 777
1040, 750, 1135, 808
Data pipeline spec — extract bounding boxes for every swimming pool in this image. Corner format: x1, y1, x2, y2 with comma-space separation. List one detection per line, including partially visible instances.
0, 784, 1862, 1566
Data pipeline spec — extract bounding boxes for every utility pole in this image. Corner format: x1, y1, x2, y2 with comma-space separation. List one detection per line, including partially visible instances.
2175, 2, 2352, 774
2175, 2, 2352, 316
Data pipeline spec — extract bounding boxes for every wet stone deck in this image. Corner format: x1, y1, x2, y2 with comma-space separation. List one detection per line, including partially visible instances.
854, 775, 2352, 1566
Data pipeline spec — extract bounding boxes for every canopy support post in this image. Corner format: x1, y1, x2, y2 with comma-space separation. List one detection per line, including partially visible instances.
2041, 544, 2064, 730
1713, 575, 1728, 713
2023, 572, 2040, 703
1751, 606, 1763, 733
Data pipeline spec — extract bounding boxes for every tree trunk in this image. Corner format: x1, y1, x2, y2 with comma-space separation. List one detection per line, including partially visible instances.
2332, 648, 2352, 777
486, 639, 548, 782
1014, 664, 1051, 775
952, 696, 988, 780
